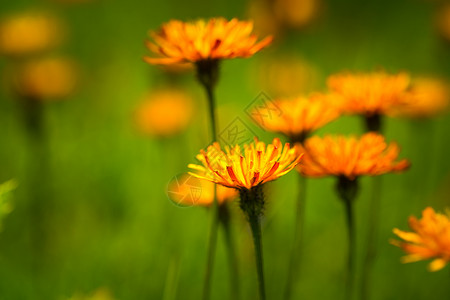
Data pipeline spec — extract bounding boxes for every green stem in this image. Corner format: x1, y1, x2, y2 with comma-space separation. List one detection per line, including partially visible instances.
220, 204, 240, 300
360, 176, 382, 300
284, 174, 307, 300
239, 186, 266, 300
196, 59, 220, 300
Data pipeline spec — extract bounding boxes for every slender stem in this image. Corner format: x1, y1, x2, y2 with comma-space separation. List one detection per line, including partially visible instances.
220, 204, 240, 300
284, 174, 307, 300
360, 176, 382, 300
248, 212, 265, 300
196, 59, 220, 300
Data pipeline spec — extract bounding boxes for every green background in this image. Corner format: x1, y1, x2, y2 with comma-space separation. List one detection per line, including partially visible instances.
0, 0, 450, 299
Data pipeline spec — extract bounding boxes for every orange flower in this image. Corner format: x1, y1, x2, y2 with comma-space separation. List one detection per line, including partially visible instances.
188, 138, 302, 190
144, 18, 273, 65
298, 133, 409, 179
135, 89, 193, 137
13, 57, 77, 100
250, 93, 341, 141
392, 207, 450, 272
437, 4, 450, 42
327, 71, 410, 116
167, 173, 238, 207
0, 12, 64, 56
273, 0, 320, 29
396, 78, 449, 118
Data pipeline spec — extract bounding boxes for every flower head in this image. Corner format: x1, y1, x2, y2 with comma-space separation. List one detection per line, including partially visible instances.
167, 173, 238, 207
327, 71, 410, 116
395, 78, 449, 118
392, 207, 450, 272
144, 18, 273, 65
251, 93, 341, 141
298, 132, 409, 179
0, 12, 64, 56
135, 89, 193, 137
13, 57, 77, 100
188, 138, 302, 190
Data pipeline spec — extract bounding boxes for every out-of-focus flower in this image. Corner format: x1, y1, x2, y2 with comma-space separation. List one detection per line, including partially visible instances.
144, 18, 273, 65
392, 207, 450, 272
135, 89, 193, 137
188, 137, 302, 190
273, 0, 320, 29
396, 78, 449, 118
0, 12, 64, 56
67, 287, 115, 300
298, 133, 409, 179
437, 4, 450, 42
327, 71, 410, 116
167, 173, 238, 207
251, 93, 341, 142
13, 57, 78, 100
256, 55, 320, 97
247, 1, 281, 38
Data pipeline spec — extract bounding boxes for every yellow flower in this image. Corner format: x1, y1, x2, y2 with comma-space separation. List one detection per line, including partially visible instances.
0, 12, 63, 56
134, 89, 193, 137
273, 0, 320, 29
188, 138, 302, 190
13, 57, 77, 100
392, 207, 450, 272
396, 78, 449, 118
437, 4, 450, 42
250, 93, 341, 142
298, 133, 409, 179
167, 173, 238, 207
144, 18, 273, 65
67, 287, 115, 300
327, 71, 410, 116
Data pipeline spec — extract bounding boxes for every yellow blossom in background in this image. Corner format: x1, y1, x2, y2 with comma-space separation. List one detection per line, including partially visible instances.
273, 0, 320, 29
144, 18, 273, 65
327, 71, 410, 116
298, 133, 410, 179
188, 138, 302, 190
392, 207, 450, 272
13, 57, 78, 100
251, 94, 341, 141
167, 173, 238, 207
437, 3, 450, 41
255, 55, 320, 97
0, 12, 64, 56
247, 1, 281, 38
135, 89, 193, 137
396, 78, 449, 118
67, 287, 115, 300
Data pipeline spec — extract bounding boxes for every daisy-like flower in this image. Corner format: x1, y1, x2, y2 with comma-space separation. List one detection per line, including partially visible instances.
135, 89, 193, 137
251, 93, 341, 143
298, 132, 409, 179
167, 173, 238, 207
144, 18, 273, 65
392, 207, 450, 272
395, 78, 449, 118
188, 137, 302, 190
0, 12, 64, 56
327, 71, 410, 130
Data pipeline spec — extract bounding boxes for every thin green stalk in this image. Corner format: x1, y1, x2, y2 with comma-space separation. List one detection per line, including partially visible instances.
202, 205, 219, 300
220, 204, 240, 300
284, 174, 307, 300
360, 176, 382, 300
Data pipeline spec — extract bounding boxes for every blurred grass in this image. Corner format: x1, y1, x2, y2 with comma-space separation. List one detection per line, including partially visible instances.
0, 0, 450, 299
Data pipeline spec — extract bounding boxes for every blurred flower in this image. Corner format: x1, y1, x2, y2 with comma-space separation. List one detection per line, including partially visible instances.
396, 78, 449, 118
247, 1, 280, 37
13, 57, 78, 100
135, 89, 193, 137
167, 173, 238, 207
298, 133, 409, 179
0, 12, 64, 57
255, 55, 320, 97
273, 0, 320, 29
67, 287, 115, 300
251, 93, 341, 142
144, 18, 273, 65
327, 71, 410, 116
437, 3, 450, 41
188, 137, 302, 190
392, 207, 450, 272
